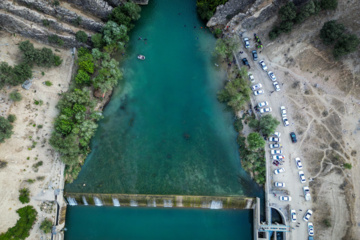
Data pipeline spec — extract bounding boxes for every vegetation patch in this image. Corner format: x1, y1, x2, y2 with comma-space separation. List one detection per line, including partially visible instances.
0, 160, 8, 169
0, 117, 13, 143
40, 219, 53, 233
196, 0, 229, 21
19, 188, 30, 204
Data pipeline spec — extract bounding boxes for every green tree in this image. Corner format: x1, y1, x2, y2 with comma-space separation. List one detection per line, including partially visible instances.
296, 0, 316, 23
7, 114, 16, 123
110, 2, 141, 30
268, 26, 281, 40
214, 37, 239, 59
78, 53, 94, 74
196, 0, 228, 21
75, 70, 91, 85
93, 58, 123, 94
91, 33, 104, 49
19, 188, 30, 204
0, 117, 13, 143
279, 2, 297, 21
75, 31, 88, 43
122, 1, 141, 20
320, 20, 345, 45
279, 21, 293, 33
333, 34, 360, 59
102, 21, 129, 52
259, 115, 280, 136
40, 219, 53, 234
50, 132, 81, 165
9, 90, 22, 102
320, 0, 338, 10
247, 132, 266, 150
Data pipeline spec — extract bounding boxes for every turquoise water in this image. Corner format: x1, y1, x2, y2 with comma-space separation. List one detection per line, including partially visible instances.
65, 207, 253, 240
65, 0, 261, 197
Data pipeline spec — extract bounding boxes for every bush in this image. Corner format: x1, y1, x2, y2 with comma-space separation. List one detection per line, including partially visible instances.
72, 16, 82, 26
75, 70, 91, 85
333, 34, 360, 59
48, 35, 64, 46
7, 114, 16, 123
234, 118, 243, 132
19, 188, 30, 204
323, 218, 331, 227
343, 163, 352, 169
320, 0, 338, 10
19, 41, 62, 67
0, 160, 7, 169
76, 31, 88, 43
40, 219, 53, 234
279, 21, 293, 33
279, 2, 297, 21
9, 90, 22, 102
42, 19, 50, 27
45, 81, 53, 86
268, 27, 281, 40
0, 117, 14, 143
0, 205, 37, 240
78, 52, 94, 74
196, 0, 228, 21
320, 20, 345, 45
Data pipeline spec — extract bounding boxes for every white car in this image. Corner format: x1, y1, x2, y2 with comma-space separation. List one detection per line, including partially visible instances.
260, 107, 272, 113
271, 149, 283, 155
268, 71, 276, 81
299, 171, 306, 183
243, 37, 250, 48
269, 143, 282, 148
274, 182, 285, 187
303, 209, 313, 222
274, 168, 285, 174
280, 106, 287, 117
253, 90, 264, 96
248, 73, 255, 82
259, 60, 268, 71
295, 157, 303, 169
273, 82, 280, 91
272, 155, 284, 160
268, 137, 280, 142
308, 222, 314, 236
274, 132, 281, 137
303, 186, 311, 201
251, 83, 263, 91
279, 196, 291, 201
291, 209, 297, 222
282, 117, 289, 126
258, 101, 269, 108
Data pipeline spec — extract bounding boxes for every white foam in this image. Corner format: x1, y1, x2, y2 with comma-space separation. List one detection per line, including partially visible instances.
82, 196, 88, 206
148, 199, 156, 207
130, 200, 138, 207
210, 200, 223, 209
93, 197, 103, 206
67, 197, 78, 206
164, 200, 173, 207
112, 198, 120, 207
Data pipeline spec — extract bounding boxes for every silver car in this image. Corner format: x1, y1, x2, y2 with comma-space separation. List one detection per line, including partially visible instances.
251, 83, 263, 91
253, 89, 264, 96
260, 107, 272, 113
273, 82, 280, 91
268, 71, 276, 81
259, 60, 268, 71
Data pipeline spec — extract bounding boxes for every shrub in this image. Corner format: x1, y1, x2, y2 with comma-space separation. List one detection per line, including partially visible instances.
19, 41, 62, 67
323, 218, 331, 227
9, 91, 22, 102
333, 34, 360, 59
279, 21, 293, 33
234, 118, 243, 132
76, 31, 88, 43
196, 0, 228, 21
48, 35, 64, 46
7, 114, 16, 123
45, 81, 53, 86
40, 219, 53, 233
42, 19, 50, 27
19, 188, 30, 204
53, 0, 60, 7
0, 206, 37, 240
320, 0, 338, 10
343, 163, 352, 169
320, 20, 345, 45
78, 53, 94, 74
0, 117, 14, 143
268, 27, 281, 40
279, 2, 297, 22
72, 16, 82, 26
0, 160, 7, 169
75, 70, 91, 85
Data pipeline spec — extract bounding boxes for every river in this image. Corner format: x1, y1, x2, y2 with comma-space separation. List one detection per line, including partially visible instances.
64, 0, 262, 239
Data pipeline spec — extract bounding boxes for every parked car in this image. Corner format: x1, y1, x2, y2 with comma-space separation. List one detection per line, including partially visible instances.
291, 209, 297, 222
252, 50, 258, 61
274, 182, 285, 187
259, 60, 268, 71
282, 117, 289, 126
272, 155, 285, 160
273, 82, 281, 91
273, 160, 279, 166
243, 37, 250, 48
253, 89, 264, 96
303, 209, 313, 222
280, 106, 287, 117
299, 171, 306, 183
268, 137, 280, 142
295, 157, 303, 169
290, 132, 297, 143
268, 71, 276, 81
303, 186, 311, 201
274, 132, 281, 137
309, 237, 314, 240
274, 168, 285, 174
271, 149, 283, 155
242, 58, 250, 67
251, 83, 263, 91
308, 222, 314, 236
279, 196, 291, 201
248, 73, 255, 82
260, 107, 272, 113
269, 143, 282, 148
258, 101, 269, 108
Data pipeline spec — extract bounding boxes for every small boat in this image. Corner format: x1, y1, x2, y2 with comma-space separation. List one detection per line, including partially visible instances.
137, 55, 145, 60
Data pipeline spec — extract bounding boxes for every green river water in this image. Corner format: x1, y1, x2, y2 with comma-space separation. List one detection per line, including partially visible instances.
65, 0, 262, 239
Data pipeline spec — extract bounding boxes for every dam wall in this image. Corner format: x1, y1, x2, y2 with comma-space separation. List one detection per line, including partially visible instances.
65, 193, 255, 209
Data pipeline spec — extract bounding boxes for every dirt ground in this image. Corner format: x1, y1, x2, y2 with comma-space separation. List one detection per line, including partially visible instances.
234, 1, 360, 239
0, 32, 73, 239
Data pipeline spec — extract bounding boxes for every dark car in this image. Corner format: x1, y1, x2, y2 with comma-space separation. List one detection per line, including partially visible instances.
252, 50, 258, 61
242, 58, 249, 66
290, 132, 297, 143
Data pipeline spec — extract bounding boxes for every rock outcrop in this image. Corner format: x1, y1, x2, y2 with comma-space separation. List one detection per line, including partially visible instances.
62, 0, 113, 19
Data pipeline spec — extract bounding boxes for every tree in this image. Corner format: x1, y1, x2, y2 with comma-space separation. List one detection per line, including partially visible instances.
279, 21, 293, 33
78, 52, 94, 74
247, 132, 266, 150
9, 90, 22, 102
0, 117, 13, 143
7, 114, 16, 123
296, 0, 316, 23
75, 31, 88, 43
75, 70, 91, 85
40, 219, 53, 234
196, 0, 228, 21
320, 0, 338, 10
122, 1, 141, 20
259, 115, 280, 136
19, 188, 30, 204
279, 2, 297, 22
214, 37, 239, 59
320, 20, 345, 45
50, 132, 81, 165
248, 118, 260, 130
333, 34, 360, 59
268, 26, 282, 40
110, 2, 141, 30
91, 33, 104, 49
102, 21, 129, 52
